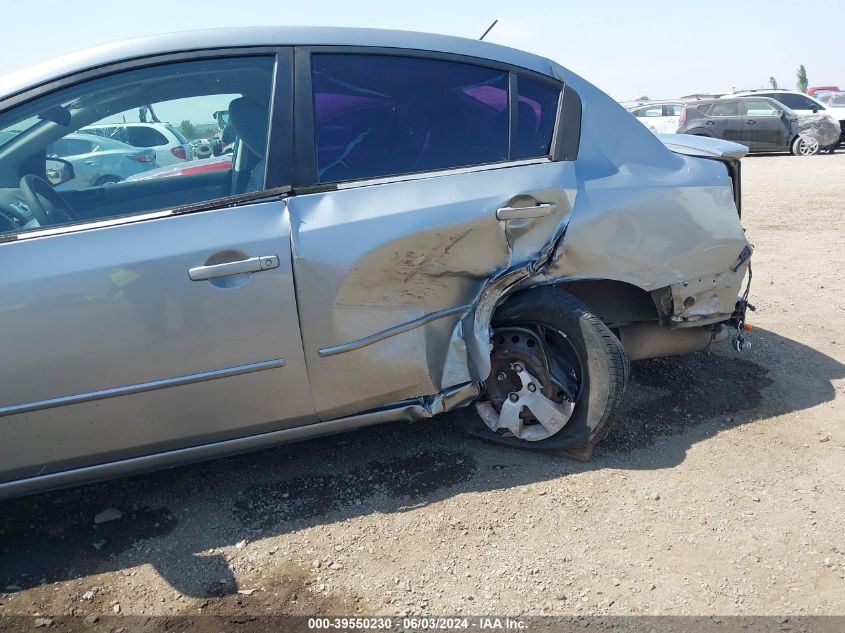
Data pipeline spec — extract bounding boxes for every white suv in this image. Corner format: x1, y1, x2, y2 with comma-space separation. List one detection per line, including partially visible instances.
80, 122, 193, 165
726, 90, 844, 146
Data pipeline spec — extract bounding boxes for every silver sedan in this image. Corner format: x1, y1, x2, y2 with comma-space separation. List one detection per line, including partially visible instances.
0, 27, 753, 499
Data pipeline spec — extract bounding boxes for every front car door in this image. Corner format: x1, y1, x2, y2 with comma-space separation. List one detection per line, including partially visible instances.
740, 99, 788, 150
0, 49, 315, 491
286, 49, 578, 421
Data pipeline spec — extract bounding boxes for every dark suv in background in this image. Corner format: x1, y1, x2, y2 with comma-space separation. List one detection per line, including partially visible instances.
677, 97, 820, 156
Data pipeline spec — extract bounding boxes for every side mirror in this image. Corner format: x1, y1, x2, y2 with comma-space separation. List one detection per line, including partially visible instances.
45, 157, 75, 186
812, 107, 819, 113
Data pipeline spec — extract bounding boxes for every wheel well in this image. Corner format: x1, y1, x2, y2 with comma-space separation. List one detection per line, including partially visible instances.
513, 279, 661, 328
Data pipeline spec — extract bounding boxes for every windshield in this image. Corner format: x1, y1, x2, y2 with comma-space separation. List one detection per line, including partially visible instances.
0, 113, 59, 150
816, 91, 845, 107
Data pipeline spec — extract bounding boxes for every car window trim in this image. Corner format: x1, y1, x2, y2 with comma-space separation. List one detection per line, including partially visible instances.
293, 45, 572, 187
334, 157, 551, 190
0, 185, 292, 244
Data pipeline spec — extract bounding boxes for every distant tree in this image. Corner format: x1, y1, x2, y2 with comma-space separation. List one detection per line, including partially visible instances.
796, 65, 808, 93
179, 120, 197, 140
769, 76, 778, 89
636, 95, 649, 101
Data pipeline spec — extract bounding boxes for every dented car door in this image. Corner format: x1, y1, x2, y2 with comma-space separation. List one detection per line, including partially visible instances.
288, 51, 577, 420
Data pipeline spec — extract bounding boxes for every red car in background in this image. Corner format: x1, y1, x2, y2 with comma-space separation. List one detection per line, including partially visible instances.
807, 85, 840, 97
124, 154, 232, 182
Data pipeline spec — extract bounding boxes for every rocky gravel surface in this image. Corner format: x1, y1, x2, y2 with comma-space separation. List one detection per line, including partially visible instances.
1, 152, 843, 621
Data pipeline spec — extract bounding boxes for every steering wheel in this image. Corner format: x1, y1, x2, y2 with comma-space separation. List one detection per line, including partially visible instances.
18, 174, 77, 227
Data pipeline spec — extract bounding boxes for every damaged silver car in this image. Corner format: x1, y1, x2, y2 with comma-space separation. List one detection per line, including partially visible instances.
0, 27, 753, 499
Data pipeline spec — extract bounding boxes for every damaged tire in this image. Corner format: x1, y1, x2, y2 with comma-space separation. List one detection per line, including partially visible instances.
467, 287, 629, 456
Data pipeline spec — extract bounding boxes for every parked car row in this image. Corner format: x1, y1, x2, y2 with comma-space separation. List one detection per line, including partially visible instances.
629, 89, 844, 156
46, 120, 238, 189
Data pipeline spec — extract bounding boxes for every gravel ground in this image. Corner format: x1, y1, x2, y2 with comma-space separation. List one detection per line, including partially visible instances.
1, 152, 844, 621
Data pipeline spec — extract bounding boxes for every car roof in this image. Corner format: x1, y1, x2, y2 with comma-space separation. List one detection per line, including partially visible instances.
0, 27, 557, 102
731, 89, 799, 96
693, 96, 779, 105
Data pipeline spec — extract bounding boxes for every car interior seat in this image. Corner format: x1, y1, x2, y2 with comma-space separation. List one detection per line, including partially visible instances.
227, 96, 269, 193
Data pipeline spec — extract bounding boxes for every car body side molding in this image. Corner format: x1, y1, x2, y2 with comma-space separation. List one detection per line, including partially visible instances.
318, 304, 474, 357
0, 358, 286, 417
0, 381, 478, 500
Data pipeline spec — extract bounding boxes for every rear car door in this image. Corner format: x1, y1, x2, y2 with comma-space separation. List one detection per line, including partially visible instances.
632, 105, 664, 132
287, 49, 579, 421
741, 99, 786, 150
0, 50, 315, 488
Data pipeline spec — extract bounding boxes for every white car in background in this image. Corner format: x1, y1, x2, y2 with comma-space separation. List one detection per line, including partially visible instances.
80, 122, 193, 166
628, 102, 684, 133
47, 133, 157, 189
727, 89, 845, 146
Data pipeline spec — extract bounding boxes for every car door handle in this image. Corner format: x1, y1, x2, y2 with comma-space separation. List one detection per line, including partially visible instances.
496, 203, 556, 221
188, 255, 279, 281
745, 120, 756, 125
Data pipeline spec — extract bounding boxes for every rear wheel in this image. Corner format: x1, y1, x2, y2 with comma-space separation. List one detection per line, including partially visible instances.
474, 287, 629, 451
792, 136, 820, 156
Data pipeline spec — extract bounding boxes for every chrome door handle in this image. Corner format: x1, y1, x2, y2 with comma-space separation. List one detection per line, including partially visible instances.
188, 255, 279, 281
496, 203, 556, 221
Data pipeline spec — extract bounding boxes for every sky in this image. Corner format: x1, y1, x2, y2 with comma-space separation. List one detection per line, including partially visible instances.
0, 0, 842, 101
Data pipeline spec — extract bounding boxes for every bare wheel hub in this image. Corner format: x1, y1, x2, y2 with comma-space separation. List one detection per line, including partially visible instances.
477, 326, 579, 442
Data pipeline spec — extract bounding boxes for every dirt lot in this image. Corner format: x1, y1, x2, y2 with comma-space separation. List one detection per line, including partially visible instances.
1, 152, 844, 622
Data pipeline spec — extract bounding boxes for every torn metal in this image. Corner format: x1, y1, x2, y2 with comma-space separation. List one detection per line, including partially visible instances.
794, 113, 841, 148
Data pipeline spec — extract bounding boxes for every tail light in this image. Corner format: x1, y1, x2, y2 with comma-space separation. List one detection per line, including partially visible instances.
171, 146, 187, 160
128, 152, 154, 162
679, 107, 688, 124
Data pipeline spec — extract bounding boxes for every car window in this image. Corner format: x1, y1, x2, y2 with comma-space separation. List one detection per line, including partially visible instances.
48, 137, 95, 156
634, 106, 662, 118
704, 102, 740, 117
816, 92, 845, 106
166, 124, 190, 144
125, 126, 169, 147
667, 104, 684, 116
311, 54, 510, 182
768, 93, 819, 110
743, 100, 780, 117
513, 75, 559, 159
0, 56, 275, 237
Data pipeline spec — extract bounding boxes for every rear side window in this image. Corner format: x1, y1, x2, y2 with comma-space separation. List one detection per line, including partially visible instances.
704, 102, 740, 117
166, 124, 189, 144
126, 126, 169, 147
634, 106, 663, 118
514, 75, 559, 159
742, 100, 780, 117
767, 93, 818, 110
311, 54, 510, 182
48, 138, 94, 156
